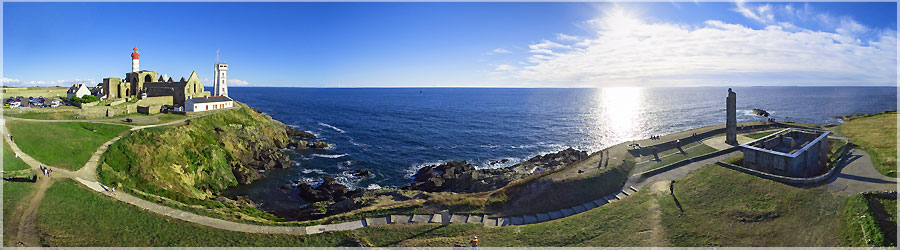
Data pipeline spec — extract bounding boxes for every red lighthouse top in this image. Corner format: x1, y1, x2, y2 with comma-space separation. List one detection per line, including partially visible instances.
131, 46, 140, 60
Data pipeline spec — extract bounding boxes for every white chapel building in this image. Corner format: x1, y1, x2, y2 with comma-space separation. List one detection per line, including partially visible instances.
185, 51, 233, 112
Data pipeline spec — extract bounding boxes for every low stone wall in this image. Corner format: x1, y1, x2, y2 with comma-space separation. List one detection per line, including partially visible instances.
638, 146, 741, 178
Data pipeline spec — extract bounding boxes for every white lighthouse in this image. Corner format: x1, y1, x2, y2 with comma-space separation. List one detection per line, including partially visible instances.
131, 46, 140, 72
213, 50, 228, 97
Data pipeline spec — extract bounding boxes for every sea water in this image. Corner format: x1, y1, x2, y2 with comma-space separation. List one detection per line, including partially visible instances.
221, 86, 896, 213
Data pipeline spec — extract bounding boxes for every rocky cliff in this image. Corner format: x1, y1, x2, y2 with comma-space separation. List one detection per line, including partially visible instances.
99, 103, 314, 202
404, 148, 589, 193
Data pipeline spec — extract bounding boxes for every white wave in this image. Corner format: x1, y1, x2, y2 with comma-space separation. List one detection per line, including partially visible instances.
480, 144, 500, 149
318, 122, 345, 133
334, 172, 361, 190
336, 160, 353, 169
479, 157, 523, 170
349, 138, 368, 147
300, 169, 326, 175
311, 153, 348, 159
366, 184, 382, 190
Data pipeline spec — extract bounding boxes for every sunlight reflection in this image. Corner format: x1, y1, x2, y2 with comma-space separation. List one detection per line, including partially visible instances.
598, 87, 644, 146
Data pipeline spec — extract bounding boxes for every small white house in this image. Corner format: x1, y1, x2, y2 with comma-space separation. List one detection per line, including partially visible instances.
184, 96, 234, 112
66, 83, 91, 99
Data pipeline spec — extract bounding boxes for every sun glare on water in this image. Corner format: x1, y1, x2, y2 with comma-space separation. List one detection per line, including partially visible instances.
597, 87, 644, 145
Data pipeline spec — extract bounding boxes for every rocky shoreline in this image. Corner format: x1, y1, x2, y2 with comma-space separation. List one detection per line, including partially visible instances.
271, 147, 590, 220
403, 147, 589, 193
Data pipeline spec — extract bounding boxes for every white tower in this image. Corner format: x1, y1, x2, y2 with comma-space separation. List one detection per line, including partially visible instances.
131, 46, 140, 72
214, 50, 228, 97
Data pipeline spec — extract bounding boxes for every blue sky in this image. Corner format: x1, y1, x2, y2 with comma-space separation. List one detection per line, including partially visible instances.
3, 2, 897, 87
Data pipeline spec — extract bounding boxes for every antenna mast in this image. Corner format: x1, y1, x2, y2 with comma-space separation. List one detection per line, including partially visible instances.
216, 49, 220, 64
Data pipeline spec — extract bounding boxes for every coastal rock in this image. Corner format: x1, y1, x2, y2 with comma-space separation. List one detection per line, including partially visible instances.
354, 169, 371, 177
297, 177, 361, 202
312, 141, 329, 149
403, 148, 588, 193
290, 140, 309, 149
287, 126, 317, 139
490, 159, 510, 165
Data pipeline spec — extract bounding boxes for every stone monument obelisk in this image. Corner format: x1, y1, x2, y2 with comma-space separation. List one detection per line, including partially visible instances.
726, 88, 738, 145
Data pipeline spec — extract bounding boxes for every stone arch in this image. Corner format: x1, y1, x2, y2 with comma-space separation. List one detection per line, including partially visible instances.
144, 74, 153, 83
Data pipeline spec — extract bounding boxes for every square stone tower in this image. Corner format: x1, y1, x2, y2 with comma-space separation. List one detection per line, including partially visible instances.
214, 63, 228, 97
726, 88, 738, 145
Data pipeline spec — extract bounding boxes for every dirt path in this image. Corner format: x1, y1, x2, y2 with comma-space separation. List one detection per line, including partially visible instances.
14, 177, 53, 247
646, 181, 669, 247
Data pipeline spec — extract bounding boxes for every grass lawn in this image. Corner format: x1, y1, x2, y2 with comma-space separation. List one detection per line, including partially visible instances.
2, 87, 68, 98
35, 179, 356, 247
3, 181, 36, 246
356, 188, 659, 247
637, 142, 717, 172
842, 193, 897, 247
4, 141, 30, 171
6, 121, 130, 171
839, 113, 897, 177
5, 109, 80, 120
745, 130, 779, 139
658, 159, 845, 246
32, 178, 659, 247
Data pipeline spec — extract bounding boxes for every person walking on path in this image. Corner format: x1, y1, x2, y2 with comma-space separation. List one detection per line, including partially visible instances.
470, 236, 479, 249
47, 168, 52, 178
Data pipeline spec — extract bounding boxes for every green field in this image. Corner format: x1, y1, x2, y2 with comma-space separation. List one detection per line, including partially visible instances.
839, 113, 897, 177
2, 87, 68, 99
658, 158, 845, 246
36, 179, 353, 247
4, 141, 30, 171
6, 121, 130, 171
841, 194, 897, 247
3, 181, 36, 246
746, 130, 779, 139
637, 142, 718, 172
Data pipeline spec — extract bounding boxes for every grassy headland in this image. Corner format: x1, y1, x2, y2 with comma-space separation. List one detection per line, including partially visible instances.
6, 121, 130, 171
838, 112, 897, 177
98, 103, 295, 218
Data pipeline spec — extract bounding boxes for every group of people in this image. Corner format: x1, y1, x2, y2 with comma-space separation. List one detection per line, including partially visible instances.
40, 165, 52, 178
649, 135, 661, 140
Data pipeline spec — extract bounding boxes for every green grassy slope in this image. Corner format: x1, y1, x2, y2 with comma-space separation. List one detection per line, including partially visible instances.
99, 103, 293, 203
3, 181, 36, 246
4, 141, 30, 171
659, 162, 844, 246
35, 179, 354, 247
6, 121, 130, 171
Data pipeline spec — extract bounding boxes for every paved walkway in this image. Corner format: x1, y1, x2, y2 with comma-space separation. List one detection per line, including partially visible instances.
824, 149, 897, 194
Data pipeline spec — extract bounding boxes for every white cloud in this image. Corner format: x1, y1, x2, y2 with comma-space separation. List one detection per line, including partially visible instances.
486, 48, 512, 55
2, 78, 97, 87
733, 1, 775, 24
556, 33, 580, 41
228, 79, 250, 86
500, 8, 897, 87
494, 64, 517, 71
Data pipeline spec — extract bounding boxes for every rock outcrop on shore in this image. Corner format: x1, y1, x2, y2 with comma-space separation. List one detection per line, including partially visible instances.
403, 147, 589, 193
297, 177, 361, 203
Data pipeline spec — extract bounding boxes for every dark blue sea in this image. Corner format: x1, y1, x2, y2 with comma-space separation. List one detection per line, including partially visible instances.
222, 87, 896, 211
